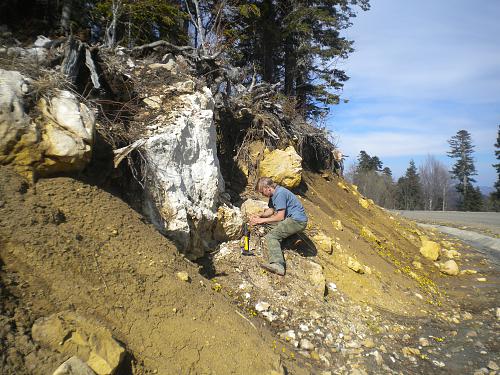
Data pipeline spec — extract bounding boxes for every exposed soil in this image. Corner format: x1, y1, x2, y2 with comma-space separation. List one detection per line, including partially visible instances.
0, 166, 498, 375
0, 166, 303, 375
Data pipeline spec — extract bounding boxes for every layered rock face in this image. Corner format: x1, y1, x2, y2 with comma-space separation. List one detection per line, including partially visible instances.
0, 69, 95, 178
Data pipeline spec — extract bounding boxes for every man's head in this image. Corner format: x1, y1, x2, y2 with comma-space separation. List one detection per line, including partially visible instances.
256, 177, 277, 197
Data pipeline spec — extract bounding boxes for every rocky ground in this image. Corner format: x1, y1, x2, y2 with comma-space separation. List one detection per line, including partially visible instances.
1, 166, 499, 374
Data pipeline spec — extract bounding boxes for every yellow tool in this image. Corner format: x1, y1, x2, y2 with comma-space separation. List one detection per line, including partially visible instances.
240, 223, 254, 256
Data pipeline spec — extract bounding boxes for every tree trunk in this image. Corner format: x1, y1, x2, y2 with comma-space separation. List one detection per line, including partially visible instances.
60, 0, 72, 35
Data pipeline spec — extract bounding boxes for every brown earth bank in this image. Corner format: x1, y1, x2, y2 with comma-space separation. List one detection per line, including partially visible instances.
1, 166, 499, 374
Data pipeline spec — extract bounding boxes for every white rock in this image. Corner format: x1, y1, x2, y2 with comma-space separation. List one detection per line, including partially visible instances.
439, 260, 459, 276
53, 356, 96, 375
299, 339, 314, 351
0, 69, 31, 156
299, 324, 309, 332
34, 35, 52, 48
261, 311, 277, 322
372, 351, 384, 366
280, 330, 296, 341
255, 301, 270, 312
141, 83, 224, 258
327, 282, 337, 292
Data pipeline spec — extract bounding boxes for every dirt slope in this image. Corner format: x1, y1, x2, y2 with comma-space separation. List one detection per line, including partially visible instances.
1, 166, 498, 375
0, 166, 303, 375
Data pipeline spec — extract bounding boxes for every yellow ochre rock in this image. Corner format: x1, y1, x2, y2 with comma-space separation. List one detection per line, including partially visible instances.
420, 240, 440, 261
258, 146, 302, 189
332, 219, 343, 231
358, 197, 370, 209
312, 232, 334, 254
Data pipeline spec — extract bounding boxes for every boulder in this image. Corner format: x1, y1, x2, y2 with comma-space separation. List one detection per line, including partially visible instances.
141, 83, 224, 259
53, 356, 97, 375
306, 261, 326, 296
0, 69, 39, 177
214, 204, 243, 241
36, 91, 95, 175
420, 240, 440, 261
0, 70, 95, 178
439, 260, 459, 276
32, 311, 125, 375
241, 199, 269, 219
258, 146, 302, 189
347, 257, 365, 274
312, 232, 333, 254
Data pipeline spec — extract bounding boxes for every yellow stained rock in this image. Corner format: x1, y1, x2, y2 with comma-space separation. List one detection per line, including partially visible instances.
258, 146, 302, 189
312, 232, 333, 254
360, 226, 378, 243
358, 197, 370, 209
347, 257, 365, 274
420, 240, 440, 261
337, 181, 349, 192
332, 219, 343, 231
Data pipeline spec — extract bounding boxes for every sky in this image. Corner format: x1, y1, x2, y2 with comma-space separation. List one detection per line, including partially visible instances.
328, 0, 500, 188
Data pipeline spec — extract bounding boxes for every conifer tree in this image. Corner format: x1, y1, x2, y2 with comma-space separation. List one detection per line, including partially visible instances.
494, 125, 500, 199
447, 130, 477, 209
396, 160, 422, 210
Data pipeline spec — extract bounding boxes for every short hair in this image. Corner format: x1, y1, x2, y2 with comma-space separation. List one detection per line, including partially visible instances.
256, 177, 276, 192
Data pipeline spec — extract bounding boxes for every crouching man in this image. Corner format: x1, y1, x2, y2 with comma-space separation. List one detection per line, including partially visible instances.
249, 177, 308, 276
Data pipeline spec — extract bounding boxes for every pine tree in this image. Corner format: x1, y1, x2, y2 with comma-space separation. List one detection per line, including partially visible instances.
447, 130, 477, 209
220, 0, 370, 118
396, 160, 422, 210
356, 150, 382, 172
494, 125, 500, 199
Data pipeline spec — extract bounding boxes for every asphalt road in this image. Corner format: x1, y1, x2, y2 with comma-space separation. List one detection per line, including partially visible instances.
394, 210, 500, 236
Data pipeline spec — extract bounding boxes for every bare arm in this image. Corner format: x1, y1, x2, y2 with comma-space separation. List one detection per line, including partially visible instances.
260, 208, 274, 218
249, 209, 285, 225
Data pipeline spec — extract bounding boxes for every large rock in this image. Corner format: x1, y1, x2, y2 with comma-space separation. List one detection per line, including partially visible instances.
141, 83, 224, 258
32, 311, 125, 375
0, 69, 95, 178
241, 199, 269, 218
312, 232, 334, 254
0, 69, 39, 177
214, 204, 243, 241
37, 91, 95, 174
258, 146, 302, 189
440, 260, 459, 276
420, 240, 440, 261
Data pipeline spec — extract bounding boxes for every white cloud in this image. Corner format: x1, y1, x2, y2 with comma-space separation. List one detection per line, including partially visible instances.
328, 0, 500, 186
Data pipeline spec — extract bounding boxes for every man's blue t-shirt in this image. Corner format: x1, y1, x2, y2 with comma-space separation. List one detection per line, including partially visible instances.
269, 186, 308, 223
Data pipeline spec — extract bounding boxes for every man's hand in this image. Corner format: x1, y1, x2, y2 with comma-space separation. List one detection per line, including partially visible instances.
249, 215, 264, 226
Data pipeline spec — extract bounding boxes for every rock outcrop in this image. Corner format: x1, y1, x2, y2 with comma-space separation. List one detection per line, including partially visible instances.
0, 69, 95, 178
136, 62, 224, 258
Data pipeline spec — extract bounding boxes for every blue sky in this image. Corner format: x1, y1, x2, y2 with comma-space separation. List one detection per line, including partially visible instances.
328, 0, 500, 188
